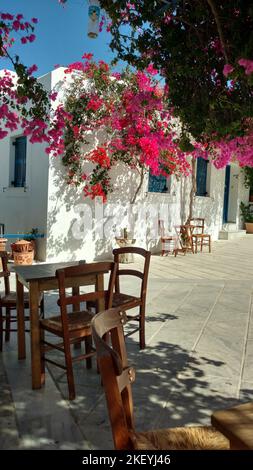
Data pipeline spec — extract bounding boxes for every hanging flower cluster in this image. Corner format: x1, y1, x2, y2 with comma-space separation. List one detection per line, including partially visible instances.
48, 54, 193, 202
0, 12, 37, 53
0, 11, 52, 143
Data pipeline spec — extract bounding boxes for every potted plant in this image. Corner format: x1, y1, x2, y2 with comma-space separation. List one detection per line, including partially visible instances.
242, 167, 253, 202
24, 228, 39, 256
240, 202, 253, 233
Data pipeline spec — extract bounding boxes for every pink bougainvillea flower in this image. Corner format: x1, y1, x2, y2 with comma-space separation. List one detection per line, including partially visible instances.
50, 92, 58, 101
223, 64, 234, 77
27, 34, 36, 42
146, 64, 158, 76
12, 20, 21, 31
82, 53, 93, 60
27, 64, 38, 75
238, 58, 253, 75
0, 129, 8, 139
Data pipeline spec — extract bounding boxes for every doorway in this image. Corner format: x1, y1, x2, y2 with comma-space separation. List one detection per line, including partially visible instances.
223, 165, 230, 223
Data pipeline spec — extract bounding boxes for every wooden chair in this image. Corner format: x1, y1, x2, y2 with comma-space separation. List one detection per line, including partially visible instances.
39, 261, 117, 400
211, 401, 253, 449
190, 218, 211, 253
0, 251, 44, 351
174, 225, 194, 257
91, 307, 229, 450
158, 220, 177, 256
112, 247, 151, 350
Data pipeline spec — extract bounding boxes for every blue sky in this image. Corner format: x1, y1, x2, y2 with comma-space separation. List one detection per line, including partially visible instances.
0, 0, 119, 77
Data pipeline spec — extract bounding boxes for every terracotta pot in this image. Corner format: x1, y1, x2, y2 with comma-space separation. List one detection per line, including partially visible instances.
0, 238, 7, 251
13, 250, 34, 265
29, 239, 36, 255
245, 222, 253, 234
11, 240, 33, 252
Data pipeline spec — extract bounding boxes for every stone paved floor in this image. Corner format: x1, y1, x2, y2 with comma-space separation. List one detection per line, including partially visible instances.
1, 236, 253, 449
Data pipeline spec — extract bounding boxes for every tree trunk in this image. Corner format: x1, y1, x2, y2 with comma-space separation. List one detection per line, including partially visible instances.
186, 156, 196, 224
131, 167, 144, 204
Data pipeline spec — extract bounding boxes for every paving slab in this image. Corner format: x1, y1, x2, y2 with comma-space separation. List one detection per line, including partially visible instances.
1, 236, 253, 449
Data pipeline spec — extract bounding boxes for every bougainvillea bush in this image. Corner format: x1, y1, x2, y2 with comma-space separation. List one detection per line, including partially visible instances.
47, 55, 195, 202
99, 1, 253, 169
1, 3, 253, 208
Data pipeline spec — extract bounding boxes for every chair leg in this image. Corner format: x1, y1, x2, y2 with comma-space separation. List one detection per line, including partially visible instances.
39, 295, 45, 319
209, 237, 211, 253
40, 328, 46, 386
84, 335, 92, 369
0, 305, 3, 352
5, 307, 11, 342
63, 336, 75, 400
139, 305, 146, 350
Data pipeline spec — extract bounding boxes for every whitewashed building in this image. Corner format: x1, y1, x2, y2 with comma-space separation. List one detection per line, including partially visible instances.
0, 68, 249, 262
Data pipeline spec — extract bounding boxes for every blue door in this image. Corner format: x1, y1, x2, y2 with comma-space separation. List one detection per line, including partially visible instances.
223, 165, 230, 223
196, 157, 208, 196
148, 173, 167, 193
14, 136, 27, 187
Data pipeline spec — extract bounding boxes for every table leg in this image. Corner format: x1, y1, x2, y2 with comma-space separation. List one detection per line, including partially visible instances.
73, 286, 81, 350
96, 273, 105, 312
17, 275, 26, 360
29, 281, 42, 389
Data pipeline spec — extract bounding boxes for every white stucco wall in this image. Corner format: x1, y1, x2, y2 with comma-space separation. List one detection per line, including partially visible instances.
1, 67, 249, 263
0, 70, 50, 259
45, 68, 251, 261
46, 150, 245, 262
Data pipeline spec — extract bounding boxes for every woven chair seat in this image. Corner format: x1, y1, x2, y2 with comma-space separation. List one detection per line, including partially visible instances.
1, 291, 30, 306
112, 293, 141, 308
40, 310, 93, 333
131, 426, 229, 450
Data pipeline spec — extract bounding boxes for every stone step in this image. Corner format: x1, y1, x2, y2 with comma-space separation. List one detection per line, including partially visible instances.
222, 223, 237, 232
218, 230, 247, 240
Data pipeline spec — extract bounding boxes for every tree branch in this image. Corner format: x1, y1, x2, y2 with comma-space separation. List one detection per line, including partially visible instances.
131, 166, 144, 204
186, 156, 196, 224
206, 0, 229, 62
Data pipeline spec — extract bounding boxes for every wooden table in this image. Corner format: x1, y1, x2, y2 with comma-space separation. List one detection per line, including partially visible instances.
13, 262, 107, 390
211, 401, 253, 449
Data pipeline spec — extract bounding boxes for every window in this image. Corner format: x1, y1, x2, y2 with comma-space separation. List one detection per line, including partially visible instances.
11, 136, 27, 187
196, 157, 208, 196
148, 173, 171, 193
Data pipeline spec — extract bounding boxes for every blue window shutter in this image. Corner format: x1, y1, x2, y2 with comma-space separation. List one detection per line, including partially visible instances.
148, 173, 168, 193
196, 158, 208, 196
14, 136, 27, 187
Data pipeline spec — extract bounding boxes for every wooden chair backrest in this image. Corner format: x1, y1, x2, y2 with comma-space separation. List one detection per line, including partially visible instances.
190, 218, 205, 234
0, 251, 10, 295
56, 261, 117, 331
92, 307, 135, 449
112, 247, 151, 297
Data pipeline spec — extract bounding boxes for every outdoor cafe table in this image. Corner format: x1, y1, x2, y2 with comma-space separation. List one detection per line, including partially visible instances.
13, 262, 107, 390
